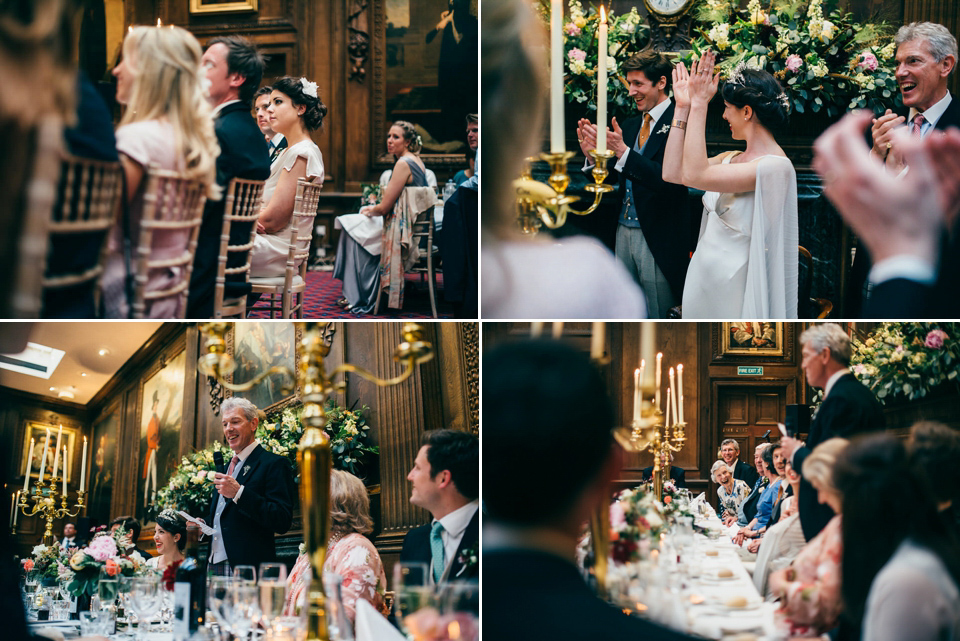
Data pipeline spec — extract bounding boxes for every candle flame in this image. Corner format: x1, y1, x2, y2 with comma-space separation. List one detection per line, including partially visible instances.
127, 25, 132, 33
157, 18, 162, 27
600, 5, 607, 23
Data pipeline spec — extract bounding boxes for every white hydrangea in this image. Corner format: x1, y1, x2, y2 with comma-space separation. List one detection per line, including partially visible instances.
32, 544, 48, 556
569, 59, 587, 75
879, 42, 896, 60
709, 23, 731, 50
812, 61, 829, 78
820, 20, 837, 42
607, 57, 617, 73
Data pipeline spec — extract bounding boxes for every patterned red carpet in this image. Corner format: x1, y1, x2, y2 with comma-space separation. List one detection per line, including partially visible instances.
247, 270, 451, 319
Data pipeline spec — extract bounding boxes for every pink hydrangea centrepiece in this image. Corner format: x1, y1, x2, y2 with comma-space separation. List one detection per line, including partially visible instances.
858, 51, 879, 71
568, 48, 587, 62
785, 54, 803, 73
925, 329, 948, 348
609, 500, 626, 529
86, 534, 118, 562
564, 22, 581, 36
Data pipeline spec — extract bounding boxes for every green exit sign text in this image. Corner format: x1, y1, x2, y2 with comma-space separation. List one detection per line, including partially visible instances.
737, 366, 763, 376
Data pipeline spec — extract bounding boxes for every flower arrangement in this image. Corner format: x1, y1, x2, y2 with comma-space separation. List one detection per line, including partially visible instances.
62, 527, 146, 597
162, 560, 183, 592
851, 323, 960, 403
609, 483, 665, 564
688, 0, 900, 117
23, 544, 66, 584
152, 402, 378, 516
661, 479, 696, 523
537, 0, 651, 121
323, 400, 379, 477
360, 183, 382, 209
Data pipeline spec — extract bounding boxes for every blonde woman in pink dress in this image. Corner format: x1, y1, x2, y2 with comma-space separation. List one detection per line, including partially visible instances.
285, 470, 387, 622
768, 438, 848, 637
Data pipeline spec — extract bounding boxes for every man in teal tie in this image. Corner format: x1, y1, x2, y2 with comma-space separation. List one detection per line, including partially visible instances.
400, 430, 479, 583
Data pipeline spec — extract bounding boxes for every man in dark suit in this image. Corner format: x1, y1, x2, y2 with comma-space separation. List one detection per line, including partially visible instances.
841, 22, 960, 317
110, 516, 153, 558
577, 51, 690, 318
640, 451, 687, 488
400, 429, 478, 583
720, 437, 760, 487
187, 36, 272, 318
781, 324, 885, 541
484, 340, 695, 641
200, 397, 295, 573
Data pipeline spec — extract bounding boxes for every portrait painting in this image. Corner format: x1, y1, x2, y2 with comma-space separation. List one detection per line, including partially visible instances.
721, 322, 785, 356
89, 409, 119, 525
232, 322, 298, 413
20, 422, 79, 482
137, 349, 186, 522
381, 0, 478, 160
189, 0, 258, 14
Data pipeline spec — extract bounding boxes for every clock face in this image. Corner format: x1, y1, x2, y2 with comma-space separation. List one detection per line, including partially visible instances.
645, 0, 691, 17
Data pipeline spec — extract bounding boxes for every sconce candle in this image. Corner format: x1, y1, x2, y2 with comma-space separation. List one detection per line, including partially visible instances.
23, 438, 33, 493
52, 425, 62, 480
655, 353, 662, 410
39, 428, 51, 484
591, 322, 605, 360
80, 437, 87, 487
62, 447, 67, 495
550, 0, 565, 152
677, 364, 684, 423
597, 5, 608, 154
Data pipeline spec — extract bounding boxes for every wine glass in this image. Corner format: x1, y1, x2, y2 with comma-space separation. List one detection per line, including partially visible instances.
232, 565, 256, 586
393, 562, 433, 639
258, 563, 288, 628
322, 572, 354, 641
127, 576, 161, 640
438, 582, 479, 641
221, 583, 260, 640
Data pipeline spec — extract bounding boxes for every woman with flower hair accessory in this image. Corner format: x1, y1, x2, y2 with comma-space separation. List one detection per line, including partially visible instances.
332, 120, 430, 314
662, 50, 798, 319
249, 75, 327, 278
100, 25, 221, 318
145, 509, 186, 573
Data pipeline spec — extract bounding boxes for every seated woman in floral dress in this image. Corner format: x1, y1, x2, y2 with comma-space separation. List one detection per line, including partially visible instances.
285, 470, 387, 623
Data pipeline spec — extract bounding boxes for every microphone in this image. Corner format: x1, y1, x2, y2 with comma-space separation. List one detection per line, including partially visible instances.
213, 450, 225, 474
761, 429, 772, 442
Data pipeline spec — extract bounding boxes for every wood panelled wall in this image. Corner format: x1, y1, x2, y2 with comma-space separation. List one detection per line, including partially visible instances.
3, 322, 478, 567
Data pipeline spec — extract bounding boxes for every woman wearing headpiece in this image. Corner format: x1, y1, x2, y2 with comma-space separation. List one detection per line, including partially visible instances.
662, 51, 798, 318
147, 509, 187, 572
284, 470, 387, 623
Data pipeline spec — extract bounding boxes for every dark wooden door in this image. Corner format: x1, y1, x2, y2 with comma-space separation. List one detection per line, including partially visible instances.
716, 385, 787, 466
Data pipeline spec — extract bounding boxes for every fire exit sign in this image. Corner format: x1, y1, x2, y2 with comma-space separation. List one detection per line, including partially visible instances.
737, 366, 763, 376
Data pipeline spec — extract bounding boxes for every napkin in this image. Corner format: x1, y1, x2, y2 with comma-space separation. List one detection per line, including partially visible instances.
355, 598, 405, 641
335, 214, 384, 256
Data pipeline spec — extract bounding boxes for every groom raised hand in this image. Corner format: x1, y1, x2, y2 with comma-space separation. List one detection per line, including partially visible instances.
576, 50, 690, 318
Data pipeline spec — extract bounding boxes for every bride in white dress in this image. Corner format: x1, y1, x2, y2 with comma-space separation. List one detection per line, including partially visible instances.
663, 51, 798, 319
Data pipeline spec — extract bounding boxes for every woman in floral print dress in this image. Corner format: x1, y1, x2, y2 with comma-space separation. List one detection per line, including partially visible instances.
285, 470, 387, 622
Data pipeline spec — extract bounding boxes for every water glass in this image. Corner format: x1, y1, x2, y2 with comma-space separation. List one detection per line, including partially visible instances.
222, 584, 261, 639
266, 616, 306, 641
79, 611, 101, 636
51, 598, 71, 621
322, 573, 353, 641
393, 562, 433, 637
128, 576, 161, 639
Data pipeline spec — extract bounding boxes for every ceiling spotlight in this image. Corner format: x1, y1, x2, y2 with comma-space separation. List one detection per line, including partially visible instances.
98, 348, 110, 357
49, 387, 55, 391
80, 372, 87, 377
58, 390, 75, 400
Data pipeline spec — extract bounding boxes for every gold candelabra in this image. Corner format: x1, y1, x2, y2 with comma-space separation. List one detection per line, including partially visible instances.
614, 391, 687, 499
16, 475, 86, 545
198, 322, 433, 641
515, 149, 615, 235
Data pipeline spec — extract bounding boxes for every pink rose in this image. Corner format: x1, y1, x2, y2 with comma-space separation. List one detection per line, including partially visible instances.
564, 22, 581, 37
568, 48, 586, 62
785, 54, 803, 73
858, 51, 879, 71
925, 329, 948, 348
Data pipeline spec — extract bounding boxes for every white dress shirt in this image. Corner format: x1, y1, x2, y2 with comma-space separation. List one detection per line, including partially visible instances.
210, 440, 260, 564
212, 99, 241, 117
435, 500, 479, 578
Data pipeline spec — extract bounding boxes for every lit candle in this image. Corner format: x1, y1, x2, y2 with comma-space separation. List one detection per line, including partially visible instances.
669, 367, 678, 426
655, 353, 662, 410
633, 368, 641, 422
640, 325, 655, 385
80, 437, 88, 488
597, 5, 608, 154
550, 0, 565, 152
677, 364, 684, 424
13, 491, 19, 527
530, 322, 544, 339
52, 425, 62, 480
39, 428, 50, 484
638, 359, 645, 412
157, 18, 162, 27
665, 387, 672, 425
23, 438, 34, 493
552, 322, 564, 339
591, 322, 605, 360
9, 493, 13, 528
62, 447, 67, 495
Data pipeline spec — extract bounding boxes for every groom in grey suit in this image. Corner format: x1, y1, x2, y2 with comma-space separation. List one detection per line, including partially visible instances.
578, 51, 690, 318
